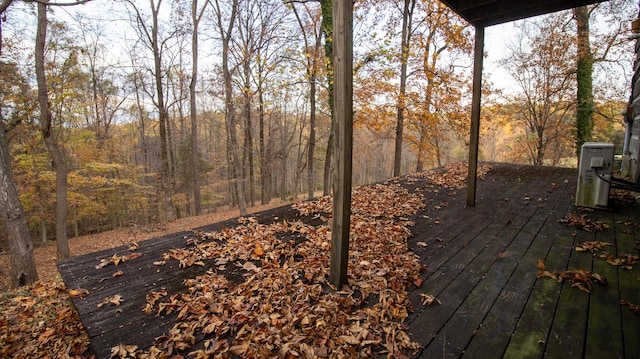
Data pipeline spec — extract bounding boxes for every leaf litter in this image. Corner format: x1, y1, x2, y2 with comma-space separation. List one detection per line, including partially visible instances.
0, 281, 92, 358
575, 241, 638, 270
408, 162, 492, 189
536, 259, 608, 294
120, 182, 427, 358
558, 212, 609, 232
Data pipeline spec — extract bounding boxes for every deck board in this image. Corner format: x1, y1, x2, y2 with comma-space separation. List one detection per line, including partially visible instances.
58, 163, 640, 358
501, 215, 576, 359
616, 214, 640, 359
417, 176, 562, 358
585, 211, 624, 358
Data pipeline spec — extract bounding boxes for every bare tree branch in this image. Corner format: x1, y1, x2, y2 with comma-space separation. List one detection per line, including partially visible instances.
26, 0, 94, 6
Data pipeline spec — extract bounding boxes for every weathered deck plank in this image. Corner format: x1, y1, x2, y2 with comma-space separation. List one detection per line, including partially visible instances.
585, 210, 624, 358
464, 197, 575, 357
544, 238, 592, 358
415, 169, 564, 358
501, 222, 576, 358
616, 212, 640, 359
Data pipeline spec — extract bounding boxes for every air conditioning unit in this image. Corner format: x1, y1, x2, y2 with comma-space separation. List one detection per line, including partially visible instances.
575, 142, 615, 208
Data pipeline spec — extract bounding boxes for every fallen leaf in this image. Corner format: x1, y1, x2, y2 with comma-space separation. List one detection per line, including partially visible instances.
538, 265, 607, 293
111, 343, 138, 358
253, 244, 264, 257
229, 343, 249, 356
420, 293, 441, 306
98, 294, 124, 308
68, 288, 90, 298
620, 300, 640, 313
128, 253, 142, 260
575, 241, 611, 252
0, 281, 92, 358
339, 335, 360, 345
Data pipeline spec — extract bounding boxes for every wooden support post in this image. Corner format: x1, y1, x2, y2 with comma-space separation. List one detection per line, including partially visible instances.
330, 0, 353, 288
466, 26, 484, 208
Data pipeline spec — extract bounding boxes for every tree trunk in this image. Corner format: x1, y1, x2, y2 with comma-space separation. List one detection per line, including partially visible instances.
536, 129, 545, 166
242, 60, 255, 207
258, 79, 271, 204
216, 0, 246, 215
0, 117, 38, 287
323, 121, 334, 196
574, 6, 593, 162
190, 0, 208, 215
149, 0, 175, 222
291, 1, 322, 200
321, 0, 334, 196
280, 113, 287, 201
416, 131, 426, 172
307, 70, 316, 199
226, 137, 238, 207
435, 135, 442, 168
393, 0, 414, 177
36, 1, 70, 259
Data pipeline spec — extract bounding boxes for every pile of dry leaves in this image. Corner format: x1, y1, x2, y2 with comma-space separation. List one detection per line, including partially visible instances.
609, 189, 639, 208
0, 280, 91, 358
293, 183, 425, 218
124, 183, 426, 357
411, 162, 492, 189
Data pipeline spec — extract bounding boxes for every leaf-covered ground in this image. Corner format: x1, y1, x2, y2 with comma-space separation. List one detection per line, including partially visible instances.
124, 182, 428, 357
0, 280, 92, 358
0, 202, 292, 359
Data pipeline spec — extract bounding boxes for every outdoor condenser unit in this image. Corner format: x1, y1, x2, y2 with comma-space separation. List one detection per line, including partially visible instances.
575, 142, 615, 208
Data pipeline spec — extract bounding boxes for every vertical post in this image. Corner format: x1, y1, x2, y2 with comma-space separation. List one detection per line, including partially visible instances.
330, 0, 353, 288
466, 25, 484, 208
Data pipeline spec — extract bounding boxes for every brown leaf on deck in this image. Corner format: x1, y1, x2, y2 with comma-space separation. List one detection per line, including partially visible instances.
620, 300, 640, 314
558, 213, 609, 232
575, 241, 611, 252
420, 293, 441, 306
537, 263, 608, 293
68, 288, 90, 298
98, 294, 124, 308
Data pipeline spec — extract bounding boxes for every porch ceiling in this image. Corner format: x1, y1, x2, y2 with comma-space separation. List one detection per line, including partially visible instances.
440, 0, 608, 27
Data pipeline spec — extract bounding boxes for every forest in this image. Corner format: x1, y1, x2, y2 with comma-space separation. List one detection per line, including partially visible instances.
0, 0, 636, 288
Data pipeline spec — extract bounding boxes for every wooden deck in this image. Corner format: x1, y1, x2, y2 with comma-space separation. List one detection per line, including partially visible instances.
404, 164, 639, 358
58, 163, 640, 358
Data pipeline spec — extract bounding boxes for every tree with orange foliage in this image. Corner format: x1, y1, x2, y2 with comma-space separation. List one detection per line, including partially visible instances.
355, 0, 473, 174
501, 14, 576, 165
407, 0, 473, 171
